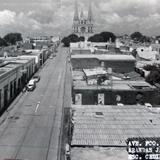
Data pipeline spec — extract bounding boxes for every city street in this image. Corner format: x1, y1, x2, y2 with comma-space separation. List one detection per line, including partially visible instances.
0, 46, 71, 160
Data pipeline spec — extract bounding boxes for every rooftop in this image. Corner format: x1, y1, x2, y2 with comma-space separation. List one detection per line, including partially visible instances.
3, 63, 20, 69
24, 49, 42, 55
71, 54, 136, 61
71, 105, 160, 147
137, 51, 158, 61
0, 63, 20, 77
72, 70, 85, 81
83, 68, 107, 77
73, 69, 144, 82
71, 147, 128, 160
73, 79, 154, 91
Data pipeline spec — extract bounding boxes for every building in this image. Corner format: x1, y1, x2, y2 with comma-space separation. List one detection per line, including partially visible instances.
71, 54, 136, 73
0, 57, 35, 114
72, 0, 94, 39
71, 68, 158, 105
69, 104, 160, 160
136, 46, 160, 61
151, 43, 160, 54
21, 49, 49, 71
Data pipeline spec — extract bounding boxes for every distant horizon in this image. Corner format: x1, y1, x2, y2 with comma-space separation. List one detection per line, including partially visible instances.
0, 0, 160, 37
0, 31, 159, 40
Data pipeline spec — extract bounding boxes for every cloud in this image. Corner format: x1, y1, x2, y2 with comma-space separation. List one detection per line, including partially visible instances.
0, 0, 160, 36
0, 10, 16, 25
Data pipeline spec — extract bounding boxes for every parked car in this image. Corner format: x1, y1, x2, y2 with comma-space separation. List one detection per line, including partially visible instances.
33, 74, 40, 82
27, 79, 36, 91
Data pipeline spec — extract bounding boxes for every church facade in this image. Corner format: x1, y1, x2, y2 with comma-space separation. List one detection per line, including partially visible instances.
72, 1, 94, 38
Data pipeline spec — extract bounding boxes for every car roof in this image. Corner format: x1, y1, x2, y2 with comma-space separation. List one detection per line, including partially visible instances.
29, 79, 35, 84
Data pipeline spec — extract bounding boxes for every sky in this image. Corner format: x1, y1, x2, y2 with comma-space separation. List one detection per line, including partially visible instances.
0, 0, 160, 37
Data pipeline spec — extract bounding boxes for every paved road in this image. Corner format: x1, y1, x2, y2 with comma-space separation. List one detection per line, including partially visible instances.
0, 46, 70, 160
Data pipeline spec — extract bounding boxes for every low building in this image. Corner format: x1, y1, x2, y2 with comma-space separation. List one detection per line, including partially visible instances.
71, 54, 136, 73
151, 43, 160, 54
0, 57, 35, 114
136, 46, 160, 61
72, 69, 158, 105
70, 104, 160, 160
20, 49, 47, 71
0, 63, 22, 112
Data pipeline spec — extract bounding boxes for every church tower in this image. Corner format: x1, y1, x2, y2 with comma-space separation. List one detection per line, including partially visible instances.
72, 0, 94, 39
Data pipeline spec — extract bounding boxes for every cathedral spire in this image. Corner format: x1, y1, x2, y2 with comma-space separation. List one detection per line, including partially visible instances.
80, 10, 84, 19
88, 1, 93, 21
73, 0, 79, 21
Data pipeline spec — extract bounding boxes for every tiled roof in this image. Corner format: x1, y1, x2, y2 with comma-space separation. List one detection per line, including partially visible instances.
71, 105, 160, 147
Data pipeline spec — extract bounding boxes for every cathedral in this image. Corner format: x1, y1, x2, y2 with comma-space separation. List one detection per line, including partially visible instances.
72, 0, 94, 38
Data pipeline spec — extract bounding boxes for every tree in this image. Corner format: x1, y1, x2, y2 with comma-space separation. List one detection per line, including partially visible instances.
78, 36, 85, 42
146, 70, 160, 85
88, 34, 104, 42
3, 33, 23, 45
130, 32, 143, 41
130, 32, 151, 43
88, 31, 116, 42
0, 37, 7, 46
61, 37, 71, 47
143, 65, 158, 71
99, 32, 116, 42
68, 34, 79, 42
61, 34, 79, 47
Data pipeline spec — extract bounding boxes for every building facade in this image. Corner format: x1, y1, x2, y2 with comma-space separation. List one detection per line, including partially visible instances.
72, 0, 94, 39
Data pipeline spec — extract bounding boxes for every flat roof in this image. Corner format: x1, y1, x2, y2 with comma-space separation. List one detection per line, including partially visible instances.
7, 59, 30, 64
72, 70, 85, 81
24, 49, 42, 54
0, 57, 33, 64
73, 70, 144, 82
0, 63, 20, 77
71, 54, 136, 61
73, 80, 131, 90
137, 51, 158, 60
83, 68, 107, 77
73, 80, 154, 91
71, 105, 160, 147
4, 63, 20, 68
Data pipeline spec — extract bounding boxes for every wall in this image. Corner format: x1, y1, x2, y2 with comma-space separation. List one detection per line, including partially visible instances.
71, 57, 135, 73
103, 61, 135, 73
71, 58, 100, 69
72, 89, 157, 105
71, 49, 91, 54
0, 68, 19, 112
0, 59, 35, 114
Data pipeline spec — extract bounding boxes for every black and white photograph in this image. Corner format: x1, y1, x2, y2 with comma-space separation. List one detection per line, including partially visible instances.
0, 0, 160, 159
